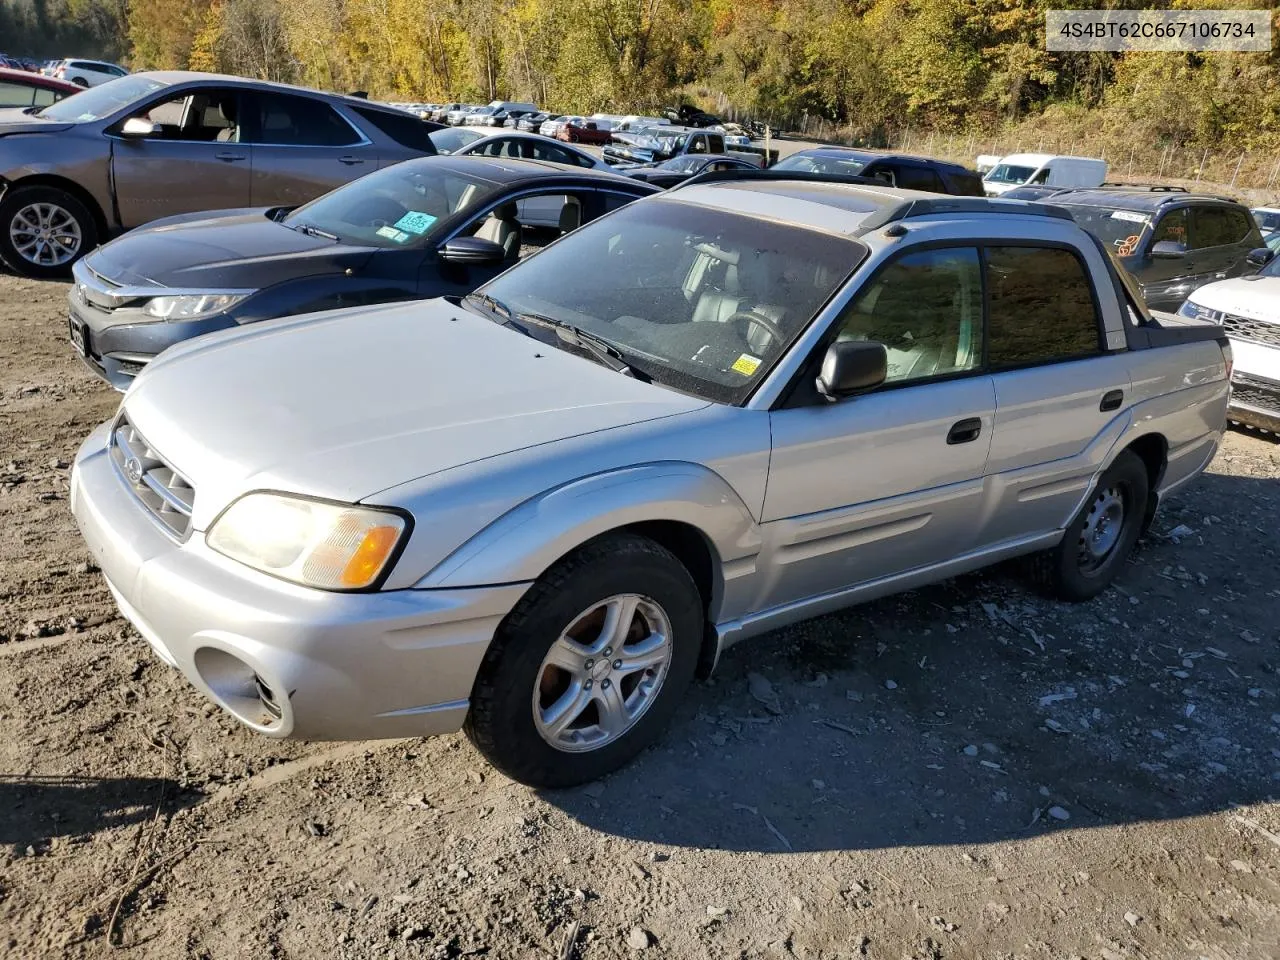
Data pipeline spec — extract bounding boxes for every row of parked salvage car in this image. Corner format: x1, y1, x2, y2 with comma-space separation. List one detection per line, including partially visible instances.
0, 72, 1271, 786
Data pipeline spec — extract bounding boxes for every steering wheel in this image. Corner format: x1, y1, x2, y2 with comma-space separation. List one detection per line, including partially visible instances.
726, 310, 785, 351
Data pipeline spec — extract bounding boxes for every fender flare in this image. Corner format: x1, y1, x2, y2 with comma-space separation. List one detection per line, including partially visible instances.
415, 461, 762, 617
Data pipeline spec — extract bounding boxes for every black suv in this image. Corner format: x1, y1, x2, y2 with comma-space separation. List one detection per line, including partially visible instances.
1048, 188, 1271, 311
771, 148, 985, 196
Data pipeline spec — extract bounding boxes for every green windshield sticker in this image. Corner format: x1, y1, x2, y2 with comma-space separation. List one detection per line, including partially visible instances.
376, 225, 412, 244
393, 211, 438, 235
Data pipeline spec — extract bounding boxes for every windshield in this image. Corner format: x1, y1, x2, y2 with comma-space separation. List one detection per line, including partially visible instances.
984, 163, 1037, 185
477, 200, 865, 404
284, 161, 494, 248
429, 127, 483, 154
773, 152, 871, 176
1060, 204, 1153, 255
37, 74, 168, 121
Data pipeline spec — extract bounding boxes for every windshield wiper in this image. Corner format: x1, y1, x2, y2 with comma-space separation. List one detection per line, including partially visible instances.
293, 222, 339, 241
513, 311, 652, 382
464, 291, 512, 321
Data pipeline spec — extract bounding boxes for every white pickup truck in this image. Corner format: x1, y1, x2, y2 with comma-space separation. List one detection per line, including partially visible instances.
1175, 252, 1280, 432
71, 175, 1232, 786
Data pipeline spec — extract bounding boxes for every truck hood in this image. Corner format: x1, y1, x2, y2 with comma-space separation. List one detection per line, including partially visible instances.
84, 209, 375, 288
123, 298, 708, 528
1189, 275, 1280, 321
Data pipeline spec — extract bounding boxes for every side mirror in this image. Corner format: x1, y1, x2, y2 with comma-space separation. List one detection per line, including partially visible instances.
816, 340, 887, 401
1245, 246, 1275, 268
439, 236, 506, 265
1150, 240, 1187, 260
119, 117, 158, 137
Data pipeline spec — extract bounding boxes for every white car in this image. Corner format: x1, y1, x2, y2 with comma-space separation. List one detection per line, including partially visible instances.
1251, 207, 1280, 238
51, 59, 128, 87
1177, 253, 1280, 432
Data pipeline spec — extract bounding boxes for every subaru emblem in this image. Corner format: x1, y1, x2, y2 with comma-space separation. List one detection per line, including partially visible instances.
124, 457, 144, 484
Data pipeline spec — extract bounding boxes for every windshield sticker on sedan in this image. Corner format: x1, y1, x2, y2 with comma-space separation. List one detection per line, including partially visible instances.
731, 353, 762, 376
1110, 210, 1150, 224
393, 211, 438, 235
375, 225, 412, 244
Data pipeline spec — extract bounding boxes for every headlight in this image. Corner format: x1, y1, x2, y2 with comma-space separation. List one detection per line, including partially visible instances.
1177, 299, 1216, 322
142, 292, 251, 321
207, 493, 409, 590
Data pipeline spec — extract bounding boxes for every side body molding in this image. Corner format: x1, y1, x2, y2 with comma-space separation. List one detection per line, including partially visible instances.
415, 461, 763, 620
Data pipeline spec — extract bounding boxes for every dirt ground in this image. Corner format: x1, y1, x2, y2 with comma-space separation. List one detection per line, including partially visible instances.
1, 271, 1278, 960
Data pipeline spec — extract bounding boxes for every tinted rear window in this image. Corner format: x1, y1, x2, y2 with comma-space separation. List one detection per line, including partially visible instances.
986, 246, 1102, 368
354, 106, 436, 152
244, 92, 361, 146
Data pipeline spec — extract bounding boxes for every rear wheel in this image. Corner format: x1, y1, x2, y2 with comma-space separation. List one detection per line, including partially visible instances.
0, 185, 97, 278
1030, 450, 1149, 601
464, 533, 703, 787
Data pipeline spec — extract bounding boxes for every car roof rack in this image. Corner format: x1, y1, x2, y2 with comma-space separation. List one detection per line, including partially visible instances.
670, 168, 1076, 224
1096, 182, 1188, 192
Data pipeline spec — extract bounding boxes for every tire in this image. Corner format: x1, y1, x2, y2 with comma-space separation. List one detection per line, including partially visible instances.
0, 185, 98, 279
464, 533, 703, 788
72, 76, 88, 87
1029, 450, 1150, 602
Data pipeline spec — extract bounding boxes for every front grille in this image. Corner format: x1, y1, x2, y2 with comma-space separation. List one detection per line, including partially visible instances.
109, 415, 195, 539
1232, 373, 1280, 414
1221, 312, 1280, 348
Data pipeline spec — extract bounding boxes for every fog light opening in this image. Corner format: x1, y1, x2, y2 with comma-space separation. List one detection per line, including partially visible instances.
192, 646, 284, 731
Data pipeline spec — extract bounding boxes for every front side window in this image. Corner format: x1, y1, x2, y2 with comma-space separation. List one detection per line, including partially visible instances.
1151, 208, 1189, 248
283, 161, 494, 248
1191, 206, 1250, 248
131, 89, 239, 142
986, 246, 1101, 368
477, 201, 865, 404
984, 163, 1036, 185
243, 93, 361, 146
36, 74, 168, 121
773, 151, 872, 176
835, 248, 983, 385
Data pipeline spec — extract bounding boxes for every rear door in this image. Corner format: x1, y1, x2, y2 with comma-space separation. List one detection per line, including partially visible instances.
241, 91, 373, 208
759, 246, 995, 612
1190, 205, 1261, 286
980, 244, 1132, 546
110, 87, 252, 229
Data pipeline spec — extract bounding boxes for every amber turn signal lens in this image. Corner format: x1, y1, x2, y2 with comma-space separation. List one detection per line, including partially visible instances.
340, 525, 402, 588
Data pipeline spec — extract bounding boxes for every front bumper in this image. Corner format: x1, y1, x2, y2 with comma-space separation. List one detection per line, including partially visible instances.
1230, 372, 1280, 432
68, 295, 237, 391
70, 421, 529, 740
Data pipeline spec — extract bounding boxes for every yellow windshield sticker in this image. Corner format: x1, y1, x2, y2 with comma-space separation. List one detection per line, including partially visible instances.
731, 353, 762, 376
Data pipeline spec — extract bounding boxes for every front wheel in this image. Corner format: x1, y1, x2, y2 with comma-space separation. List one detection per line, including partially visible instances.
464, 533, 703, 787
1030, 450, 1150, 602
0, 185, 98, 278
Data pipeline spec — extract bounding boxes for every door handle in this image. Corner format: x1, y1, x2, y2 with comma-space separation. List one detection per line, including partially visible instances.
1100, 389, 1124, 412
337, 156, 365, 166
946, 417, 983, 445
215, 152, 246, 162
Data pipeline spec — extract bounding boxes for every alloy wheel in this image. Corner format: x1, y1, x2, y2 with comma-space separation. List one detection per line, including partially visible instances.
9, 202, 82, 267
531, 593, 674, 753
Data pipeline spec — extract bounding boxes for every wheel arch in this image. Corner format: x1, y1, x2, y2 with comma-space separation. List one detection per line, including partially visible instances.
3, 174, 109, 239
1118, 431, 1168, 533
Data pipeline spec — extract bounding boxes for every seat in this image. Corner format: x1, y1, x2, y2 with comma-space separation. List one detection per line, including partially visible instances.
557, 197, 582, 235
212, 100, 238, 142
474, 202, 521, 259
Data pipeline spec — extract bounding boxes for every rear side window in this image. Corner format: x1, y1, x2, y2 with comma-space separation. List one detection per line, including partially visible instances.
353, 107, 435, 152
1192, 206, 1253, 248
244, 93, 362, 147
891, 164, 944, 192
986, 246, 1102, 368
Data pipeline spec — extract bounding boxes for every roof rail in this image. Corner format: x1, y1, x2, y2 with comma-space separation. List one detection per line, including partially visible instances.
1097, 182, 1188, 192
860, 196, 1076, 230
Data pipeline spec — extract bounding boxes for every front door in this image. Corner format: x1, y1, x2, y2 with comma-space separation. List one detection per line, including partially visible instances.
1138, 207, 1197, 310
110, 87, 251, 229
758, 247, 995, 613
